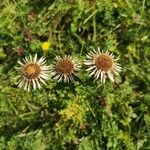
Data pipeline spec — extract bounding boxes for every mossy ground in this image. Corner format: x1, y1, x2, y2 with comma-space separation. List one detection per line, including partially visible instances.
0, 0, 150, 149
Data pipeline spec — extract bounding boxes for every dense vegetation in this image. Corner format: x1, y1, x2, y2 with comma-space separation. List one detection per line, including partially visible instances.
0, 0, 150, 149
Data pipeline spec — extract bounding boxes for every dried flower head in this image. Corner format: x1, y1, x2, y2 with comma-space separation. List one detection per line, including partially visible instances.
50, 55, 80, 83
84, 47, 122, 83
15, 54, 50, 91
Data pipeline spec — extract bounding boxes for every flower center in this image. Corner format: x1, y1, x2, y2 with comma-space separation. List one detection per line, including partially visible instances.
95, 54, 113, 71
24, 64, 41, 79
56, 59, 74, 75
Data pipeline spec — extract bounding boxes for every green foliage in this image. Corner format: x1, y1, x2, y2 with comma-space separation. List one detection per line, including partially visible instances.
0, 0, 150, 149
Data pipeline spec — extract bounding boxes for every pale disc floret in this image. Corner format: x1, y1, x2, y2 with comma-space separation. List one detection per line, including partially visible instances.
15, 54, 50, 91
50, 55, 80, 83
84, 47, 122, 83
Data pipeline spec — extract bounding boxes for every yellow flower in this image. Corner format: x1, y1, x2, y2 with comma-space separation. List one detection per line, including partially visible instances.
42, 41, 50, 52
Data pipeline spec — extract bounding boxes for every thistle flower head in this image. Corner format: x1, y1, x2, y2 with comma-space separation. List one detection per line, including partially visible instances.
15, 54, 50, 91
50, 55, 80, 83
84, 47, 122, 83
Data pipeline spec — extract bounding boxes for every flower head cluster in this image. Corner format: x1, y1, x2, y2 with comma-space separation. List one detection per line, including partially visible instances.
15, 48, 122, 91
